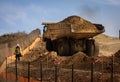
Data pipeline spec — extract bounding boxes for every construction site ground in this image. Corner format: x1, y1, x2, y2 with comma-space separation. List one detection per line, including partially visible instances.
0, 34, 120, 82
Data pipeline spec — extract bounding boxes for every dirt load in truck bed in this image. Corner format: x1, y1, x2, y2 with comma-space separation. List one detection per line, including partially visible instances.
59, 16, 96, 29
58, 15, 104, 33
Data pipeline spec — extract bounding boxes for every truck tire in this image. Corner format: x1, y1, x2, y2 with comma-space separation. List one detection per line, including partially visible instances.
69, 40, 77, 55
86, 39, 99, 56
46, 39, 53, 51
57, 39, 69, 56
90, 41, 99, 56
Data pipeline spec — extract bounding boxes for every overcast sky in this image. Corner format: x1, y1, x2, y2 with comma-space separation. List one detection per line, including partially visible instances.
0, 0, 120, 37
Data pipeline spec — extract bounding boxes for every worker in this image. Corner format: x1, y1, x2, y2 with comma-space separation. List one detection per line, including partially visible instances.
14, 44, 22, 61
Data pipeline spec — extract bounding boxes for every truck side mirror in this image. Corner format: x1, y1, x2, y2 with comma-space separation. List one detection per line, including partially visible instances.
43, 26, 48, 32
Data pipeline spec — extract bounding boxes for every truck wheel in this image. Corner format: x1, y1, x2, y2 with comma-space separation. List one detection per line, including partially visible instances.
91, 42, 99, 56
86, 39, 99, 56
57, 39, 69, 56
69, 40, 77, 55
46, 39, 53, 51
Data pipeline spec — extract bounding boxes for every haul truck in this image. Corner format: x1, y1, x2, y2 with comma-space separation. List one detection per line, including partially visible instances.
42, 16, 105, 56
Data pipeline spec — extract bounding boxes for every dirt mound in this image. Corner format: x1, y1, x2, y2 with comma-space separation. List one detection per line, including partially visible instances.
115, 50, 120, 57
58, 15, 97, 31
28, 51, 95, 70
59, 15, 92, 25
26, 51, 58, 67
63, 52, 88, 65
114, 50, 120, 63
20, 40, 46, 62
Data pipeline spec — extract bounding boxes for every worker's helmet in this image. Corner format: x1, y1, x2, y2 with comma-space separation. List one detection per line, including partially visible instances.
16, 44, 20, 47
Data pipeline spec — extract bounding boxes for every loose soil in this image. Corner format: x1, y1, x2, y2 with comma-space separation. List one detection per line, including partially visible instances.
4, 34, 120, 82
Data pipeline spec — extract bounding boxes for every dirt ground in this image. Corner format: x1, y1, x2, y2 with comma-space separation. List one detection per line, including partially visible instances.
94, 34, 120, 56
4, 34, 120, 82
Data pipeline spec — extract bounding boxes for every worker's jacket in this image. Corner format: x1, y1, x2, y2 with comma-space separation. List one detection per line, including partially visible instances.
14, 46, 22, 55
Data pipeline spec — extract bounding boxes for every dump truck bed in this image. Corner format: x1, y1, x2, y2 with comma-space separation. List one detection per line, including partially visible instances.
42, 16, 105, 40
43, 23, 104, 40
